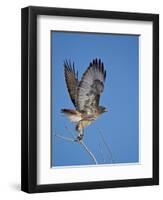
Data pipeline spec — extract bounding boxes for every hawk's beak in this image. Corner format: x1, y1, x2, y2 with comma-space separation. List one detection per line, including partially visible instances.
104, 108, 108, 112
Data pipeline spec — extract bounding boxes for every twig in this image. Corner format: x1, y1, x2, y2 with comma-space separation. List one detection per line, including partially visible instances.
64, 126, 98, 164
79, 140, 98, 165
97, 128, 114, 163
55, 128, 98, 164
99, 141, 106, 164
65, 126, 76, 139
54, 134, 75, 142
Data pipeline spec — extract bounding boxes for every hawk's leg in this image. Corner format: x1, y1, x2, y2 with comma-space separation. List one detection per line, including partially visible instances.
76, 121, 84, 141
77, 129, 84, 141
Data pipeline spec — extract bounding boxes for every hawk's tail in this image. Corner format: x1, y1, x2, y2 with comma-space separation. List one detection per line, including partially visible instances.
61, 109, 82, 123
61, 109, 78, 115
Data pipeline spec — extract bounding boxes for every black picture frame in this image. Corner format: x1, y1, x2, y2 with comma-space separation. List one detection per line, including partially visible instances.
21, 6, 159, 193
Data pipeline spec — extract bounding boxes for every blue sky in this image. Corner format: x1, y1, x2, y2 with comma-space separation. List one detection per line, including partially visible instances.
51, 31, 139, 167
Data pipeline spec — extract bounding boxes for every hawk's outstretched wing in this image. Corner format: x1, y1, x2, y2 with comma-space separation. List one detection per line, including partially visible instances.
64, 60, 79, 108
77, 58, 106, 112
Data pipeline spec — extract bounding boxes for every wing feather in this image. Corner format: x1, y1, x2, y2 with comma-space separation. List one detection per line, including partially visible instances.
77, 58, 106, 112
64, 60, 78, 108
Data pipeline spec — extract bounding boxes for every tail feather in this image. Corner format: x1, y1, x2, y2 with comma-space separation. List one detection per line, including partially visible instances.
61, 109, 78, 115
61, 109, 82, 122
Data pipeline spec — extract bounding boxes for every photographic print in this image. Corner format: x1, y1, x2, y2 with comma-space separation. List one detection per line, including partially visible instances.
51, 31, 139, 167
21, 6, 159, 193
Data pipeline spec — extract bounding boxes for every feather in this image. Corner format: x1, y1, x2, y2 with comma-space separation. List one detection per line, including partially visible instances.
64, 60, 78, 108
77, 58, 106, 112
62, 58, 107, 140
61, 109, 82, 122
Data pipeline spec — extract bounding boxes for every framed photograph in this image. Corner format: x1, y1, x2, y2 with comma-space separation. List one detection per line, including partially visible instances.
21, 6, 159, 193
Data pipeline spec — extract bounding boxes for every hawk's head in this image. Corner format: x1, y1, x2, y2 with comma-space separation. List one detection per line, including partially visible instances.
98, 106, 108, 114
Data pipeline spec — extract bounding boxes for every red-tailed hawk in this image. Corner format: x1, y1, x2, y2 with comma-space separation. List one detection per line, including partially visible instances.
61, 58, 107, 141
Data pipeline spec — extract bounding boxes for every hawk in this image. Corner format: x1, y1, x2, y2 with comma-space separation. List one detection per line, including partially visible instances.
61, 58, 107, 141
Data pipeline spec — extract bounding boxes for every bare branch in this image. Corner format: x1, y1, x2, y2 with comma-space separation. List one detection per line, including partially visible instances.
65, 126, 76, 139
54, 127, 98, 165
97, 128, 114, 163
64, 126, 98, 164
98, 141, 106, 164
79, 140, 98, 165
54, 134, 75, 142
